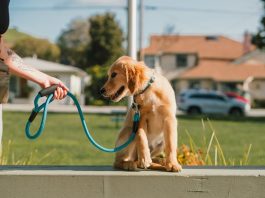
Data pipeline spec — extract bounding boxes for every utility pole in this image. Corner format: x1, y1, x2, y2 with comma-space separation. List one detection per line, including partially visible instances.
139, 0, 144, 61
127, 0, 137, 108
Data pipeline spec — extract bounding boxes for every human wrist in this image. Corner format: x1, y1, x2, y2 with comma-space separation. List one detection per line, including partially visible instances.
0, 46, 9, 63
38, 76, 51, 88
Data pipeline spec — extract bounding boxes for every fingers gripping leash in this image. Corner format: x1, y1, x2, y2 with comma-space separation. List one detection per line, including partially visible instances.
25, 85, 139, 153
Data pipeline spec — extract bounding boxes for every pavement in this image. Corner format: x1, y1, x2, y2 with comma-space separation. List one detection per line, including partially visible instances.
2, 103, 127, 114
2, 103, 265, 117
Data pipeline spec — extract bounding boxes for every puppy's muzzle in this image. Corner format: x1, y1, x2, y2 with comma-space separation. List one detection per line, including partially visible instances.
99, 88, 106, 96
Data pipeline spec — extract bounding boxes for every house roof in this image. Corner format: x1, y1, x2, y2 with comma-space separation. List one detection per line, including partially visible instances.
23, 57, 87, 77
233, 49, 265, 65
178, 61, 265, 82
143, 35, 255, 60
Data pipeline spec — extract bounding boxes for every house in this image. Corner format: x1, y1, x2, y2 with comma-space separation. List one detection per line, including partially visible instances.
142, 35, 250, 70
178, 61, 265, 104
8, 57, 89, 105
142, 34, 265, 106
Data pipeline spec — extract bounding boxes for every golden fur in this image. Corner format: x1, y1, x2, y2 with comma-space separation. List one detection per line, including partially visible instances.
101, 56, 182, 172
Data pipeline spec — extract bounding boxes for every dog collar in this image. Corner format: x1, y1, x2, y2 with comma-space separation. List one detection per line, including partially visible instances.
134, 73, 155, 97
132, 73, 155, 112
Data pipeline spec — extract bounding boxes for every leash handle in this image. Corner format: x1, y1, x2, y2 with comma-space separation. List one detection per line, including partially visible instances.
27, 84, 59, 123
39, 84, 59, 97
26, 94, 54, 139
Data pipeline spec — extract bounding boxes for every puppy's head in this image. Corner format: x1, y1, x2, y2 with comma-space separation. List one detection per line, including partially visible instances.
100, 56, 146, 102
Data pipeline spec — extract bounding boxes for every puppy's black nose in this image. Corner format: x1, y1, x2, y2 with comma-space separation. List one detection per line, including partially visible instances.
99, 88, 106, 95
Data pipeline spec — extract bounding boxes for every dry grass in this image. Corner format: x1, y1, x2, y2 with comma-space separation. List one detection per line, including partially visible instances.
177, 118, 252, 166
0, 140, 55, 165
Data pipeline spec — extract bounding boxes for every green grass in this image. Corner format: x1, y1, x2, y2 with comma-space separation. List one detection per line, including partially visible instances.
2, 112, 265, 165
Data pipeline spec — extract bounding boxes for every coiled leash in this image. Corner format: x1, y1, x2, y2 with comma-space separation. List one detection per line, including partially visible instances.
25, 85, 140, 153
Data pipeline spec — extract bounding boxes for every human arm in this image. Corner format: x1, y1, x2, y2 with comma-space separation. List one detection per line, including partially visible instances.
0, 36, 68, 100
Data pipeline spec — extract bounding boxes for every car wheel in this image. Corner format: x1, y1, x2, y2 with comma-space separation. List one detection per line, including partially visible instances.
229, 108, 243, 117
187, 106, 201, 115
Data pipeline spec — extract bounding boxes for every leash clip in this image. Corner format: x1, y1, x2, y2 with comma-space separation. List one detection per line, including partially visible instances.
132, 101, 139, 113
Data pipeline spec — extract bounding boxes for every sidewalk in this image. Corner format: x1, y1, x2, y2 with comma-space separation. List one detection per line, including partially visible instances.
2, 103, 127, 114
3, 103, 265, 117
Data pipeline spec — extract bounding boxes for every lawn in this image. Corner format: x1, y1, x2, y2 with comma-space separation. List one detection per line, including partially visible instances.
1, 111, 265, 166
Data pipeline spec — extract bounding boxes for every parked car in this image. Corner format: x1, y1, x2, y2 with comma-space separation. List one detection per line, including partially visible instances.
177, 89, 250, 116
225, 92, 249, 104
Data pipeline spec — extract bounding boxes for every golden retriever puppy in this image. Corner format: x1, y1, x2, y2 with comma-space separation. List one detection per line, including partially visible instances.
100, 56, 182, 172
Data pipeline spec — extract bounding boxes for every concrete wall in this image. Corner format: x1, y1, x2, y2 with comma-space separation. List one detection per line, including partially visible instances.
200, 80, 215, 90
160, 54, 176, 71
160, 54, 197, 72
173, 79, 214, 95
249, 79, 265, 100
0, 166, 264, 198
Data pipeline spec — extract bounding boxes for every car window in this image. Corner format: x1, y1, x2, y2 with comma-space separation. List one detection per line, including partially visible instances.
189, 93, 226, 101
213, 95, 226, 101
189, 94, 203, 99
189, 93, 209, 99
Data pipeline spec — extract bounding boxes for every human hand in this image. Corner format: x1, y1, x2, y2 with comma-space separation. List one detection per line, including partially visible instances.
42, 76, 69, 100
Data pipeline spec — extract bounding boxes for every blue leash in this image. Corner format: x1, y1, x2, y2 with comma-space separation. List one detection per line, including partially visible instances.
25, 85, 139, 153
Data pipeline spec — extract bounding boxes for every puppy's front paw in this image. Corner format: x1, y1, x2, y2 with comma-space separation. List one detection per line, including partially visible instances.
114, 161, 137, 171
137, 157, 152, 169
123, 161, 137, 171
165, 162, 182, 172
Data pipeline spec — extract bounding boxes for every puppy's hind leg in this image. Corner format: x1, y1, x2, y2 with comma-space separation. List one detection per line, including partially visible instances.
149, 141, 167, 171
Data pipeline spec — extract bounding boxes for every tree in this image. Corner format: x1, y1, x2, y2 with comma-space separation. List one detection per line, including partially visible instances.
253, 0, 265, 48
56, 13, 125, 105
84, 13, 124, 105
87, 13, 124, 67
85, 65, 109, 105
57, 18, 90, 68
13, 37, 60, 62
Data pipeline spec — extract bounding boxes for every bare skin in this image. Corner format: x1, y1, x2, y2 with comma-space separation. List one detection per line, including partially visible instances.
0, 36, 68, 99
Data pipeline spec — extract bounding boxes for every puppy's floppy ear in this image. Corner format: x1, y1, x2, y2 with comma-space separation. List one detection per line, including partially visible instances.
124, 63, 135, 94
124, 61, 145, 94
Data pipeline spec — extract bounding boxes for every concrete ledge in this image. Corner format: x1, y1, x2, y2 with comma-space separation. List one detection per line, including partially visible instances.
0, 166, 264, 198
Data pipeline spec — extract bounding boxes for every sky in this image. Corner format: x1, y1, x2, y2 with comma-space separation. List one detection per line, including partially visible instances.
8, 0, 263, 48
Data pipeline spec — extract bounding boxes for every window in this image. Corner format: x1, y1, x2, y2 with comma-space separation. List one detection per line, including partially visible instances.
188, 80, 200, 89
189, 94, 206, 99
212, 94, 226, 101
221, 82, 238, 92
144, 55, 155, 68
189, 93, 226, 101
255, 83, 260, 90
176, 54, 188, 67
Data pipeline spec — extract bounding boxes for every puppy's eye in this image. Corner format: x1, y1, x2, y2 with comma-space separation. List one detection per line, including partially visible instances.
111, 72, 117, 78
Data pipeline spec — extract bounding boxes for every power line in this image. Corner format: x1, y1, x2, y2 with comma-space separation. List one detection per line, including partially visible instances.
10, 5, 127, 11
145, 5, 259, 15
10, 5, 259, 15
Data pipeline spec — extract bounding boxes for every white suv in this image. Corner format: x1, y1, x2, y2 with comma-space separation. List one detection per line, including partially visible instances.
177, 89, 250, 116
